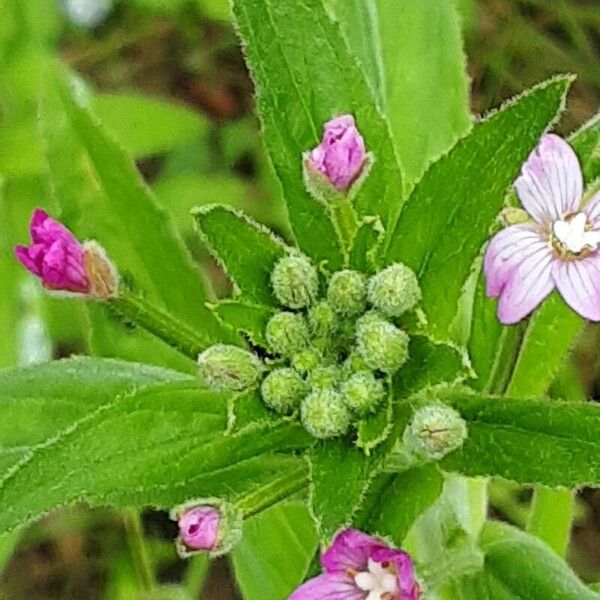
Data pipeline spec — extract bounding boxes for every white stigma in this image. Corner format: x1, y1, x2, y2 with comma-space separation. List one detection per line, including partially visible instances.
354, 558, 398, 600
552, 212, 600, 254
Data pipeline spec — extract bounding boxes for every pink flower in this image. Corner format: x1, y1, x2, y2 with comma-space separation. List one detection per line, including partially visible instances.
484, 134, 600, 324
178, 506, 220, 552
289, 529, 419, 600
308, 115, 367, 191
15, 209, 90, 294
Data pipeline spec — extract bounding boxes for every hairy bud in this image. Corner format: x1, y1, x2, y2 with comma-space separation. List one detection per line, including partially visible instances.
403, 403, 468, 461
308, 365, 341, 390
355, 314, 409, 373
271, 254, 318, 309
171, 499, 242, 558
291, 347, 322, 375
301, 388, 351, 439
197, 344, 263, 391
327, 269, 367, 316
341, 371, 385, 416
367, 263, 421, 318
261, 367, 307, 414
308, 301, 338, 339
265, 311, 309, 357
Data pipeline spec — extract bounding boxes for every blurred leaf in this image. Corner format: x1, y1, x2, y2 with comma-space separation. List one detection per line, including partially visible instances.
385, 76, 572, 341
478, 521, 599, 599
91, 93, 208, 157
232, 502, 318, 600
231, 0, 404, 266
0, 360, 310, 533
376, 0, 472, 183
440, 387, 600, 487
194, 205, 288, 306
0, 120, 44, 177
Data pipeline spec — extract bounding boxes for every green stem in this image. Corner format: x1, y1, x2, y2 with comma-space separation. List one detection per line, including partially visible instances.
485, 322, 527, 394
331, 198, 359, 251
107, 288, 209, 361
184, 554, 210, 597
123, 509, 155, 592
527, 488, 574, 557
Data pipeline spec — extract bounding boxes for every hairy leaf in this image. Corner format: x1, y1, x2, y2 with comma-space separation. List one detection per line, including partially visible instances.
212, 301, 275, 348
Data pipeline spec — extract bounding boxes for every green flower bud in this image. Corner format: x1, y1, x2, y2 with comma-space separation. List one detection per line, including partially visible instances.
261, 368, 307, 414
308, 365, 340, 390
271, 254, 318, 309
403, 403, 468, 461
368, 263, 421, 317
301, 388, 351, 439
197, 344, 262, 391
265, 311, 309, 357
356, 314, 409, 373
291, 347, 322, 375
327, 269, 367, 316
308, 301, 338, 339
341, 371, 385, 416
342, 351, 369, 377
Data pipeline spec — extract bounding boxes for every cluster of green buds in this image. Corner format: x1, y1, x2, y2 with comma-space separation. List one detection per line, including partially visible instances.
196, 253, 422, 442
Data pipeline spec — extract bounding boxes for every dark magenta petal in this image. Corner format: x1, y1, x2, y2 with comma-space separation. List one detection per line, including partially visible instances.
321, 528, 384, 574
288, 573, 362, 600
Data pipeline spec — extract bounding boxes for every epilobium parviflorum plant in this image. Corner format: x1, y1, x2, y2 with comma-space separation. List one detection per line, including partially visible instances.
3, 1, 600, 598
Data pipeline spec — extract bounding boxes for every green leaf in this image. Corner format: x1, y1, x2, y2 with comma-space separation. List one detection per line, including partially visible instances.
212, 301, 275, 348
0, 372, 310, 533
194, 205, 288, 306
356, 394, 393, 454
385, 77, 572, 340
231, 0, 404, 262
40, 65, 228, 363
349, 216, 384, 273
232, 502, 319, 600
573, 111, 600, 184
228, 389, 275, 433
91, 93, 208, 157
479, 521, 600, 599
308, 439, 371, 541
440, 388, 600, 487
365, 465, 443, 546
375, 0, 472, 183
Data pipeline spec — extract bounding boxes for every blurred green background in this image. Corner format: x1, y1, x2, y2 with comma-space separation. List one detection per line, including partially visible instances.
0, 0, 599, 598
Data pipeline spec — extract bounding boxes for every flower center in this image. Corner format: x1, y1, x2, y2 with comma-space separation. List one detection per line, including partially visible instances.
354, 558, 398, 600
551, 212, 600, 259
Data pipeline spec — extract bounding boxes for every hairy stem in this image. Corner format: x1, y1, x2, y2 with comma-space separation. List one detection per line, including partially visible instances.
123, 509, 155, 592
331, 197, 359, 251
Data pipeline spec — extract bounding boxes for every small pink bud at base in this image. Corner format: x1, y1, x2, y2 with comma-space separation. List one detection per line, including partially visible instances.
15, 209, 118, 299
178, 506, 220, 551
306, 114, 367, 192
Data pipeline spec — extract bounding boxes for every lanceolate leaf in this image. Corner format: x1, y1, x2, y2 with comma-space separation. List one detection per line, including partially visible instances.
573, 111, 600, 184
375, 0, 472, 184
231, 0, 404, 262
385, 77, 572, 340
232, 502, 319, 600
194, 205, 288, 306
439, 388, 600, 487
0, 370, 311, 533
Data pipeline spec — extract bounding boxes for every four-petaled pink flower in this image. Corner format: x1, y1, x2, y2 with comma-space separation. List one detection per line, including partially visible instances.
308, 114, 367, 191
289, 529, 420, 600
178, 506, 221, 552
15, 209, 90, 294
484, 134, 600, 324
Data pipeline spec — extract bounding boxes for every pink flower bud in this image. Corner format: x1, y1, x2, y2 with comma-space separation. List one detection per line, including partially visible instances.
307, 114, 367, 192
178, 506, 220, 551
14, 209, 117, 299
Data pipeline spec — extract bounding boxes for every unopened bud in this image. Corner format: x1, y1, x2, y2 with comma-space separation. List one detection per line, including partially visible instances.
197, 344, 263, 391
356, 314, 409, 373
308, 301, 338, 339
301, 388, 351, 439
291, 347, 322, 375
171, 500, 242, 558
265, 311, 309, 357
271, 254, 318, 309
308, 365, 340, 390
341, 371, 385, 416
367, 263, 421, 318
261, 368, 307, 414
403, 403, 468, 461
327, 270, 367, 316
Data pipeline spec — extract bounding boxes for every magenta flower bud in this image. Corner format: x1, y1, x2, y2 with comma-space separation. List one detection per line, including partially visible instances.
178, 506, 220, 551
14, 209, 117, 299
307, 114, 368, 192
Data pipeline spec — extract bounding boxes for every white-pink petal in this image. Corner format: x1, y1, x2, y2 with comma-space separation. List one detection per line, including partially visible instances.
484, 224, 546, 298
514, 134, 583, 224
553, 257, 600, 321
497, 246, 555, 324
